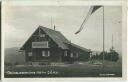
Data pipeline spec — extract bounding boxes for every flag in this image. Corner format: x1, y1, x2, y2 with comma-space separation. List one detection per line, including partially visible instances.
75, 6, 102, 34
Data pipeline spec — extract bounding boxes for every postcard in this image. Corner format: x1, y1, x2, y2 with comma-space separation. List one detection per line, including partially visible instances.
2, 0, 127, 81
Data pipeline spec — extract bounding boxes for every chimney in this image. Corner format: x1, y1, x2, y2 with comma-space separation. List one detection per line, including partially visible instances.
54, 25, 56, 31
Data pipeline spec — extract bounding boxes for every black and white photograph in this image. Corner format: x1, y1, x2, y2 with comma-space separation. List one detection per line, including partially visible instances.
0, 1, 1, 80
3, 1, 125, 79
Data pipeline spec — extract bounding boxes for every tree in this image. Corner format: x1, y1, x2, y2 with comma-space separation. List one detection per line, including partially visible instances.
108, 49, 119, 62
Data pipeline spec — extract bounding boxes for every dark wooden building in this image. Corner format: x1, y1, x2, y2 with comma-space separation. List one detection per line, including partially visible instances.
20, 26, 91, 65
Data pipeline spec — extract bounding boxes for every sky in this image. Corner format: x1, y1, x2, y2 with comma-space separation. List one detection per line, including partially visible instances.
3, 5, 122, 53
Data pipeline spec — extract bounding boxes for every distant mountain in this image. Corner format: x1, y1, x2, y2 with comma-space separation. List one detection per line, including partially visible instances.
4, 47, 25, 64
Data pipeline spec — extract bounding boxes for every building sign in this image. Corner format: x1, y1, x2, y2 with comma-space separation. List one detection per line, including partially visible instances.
32, 41, 49, 48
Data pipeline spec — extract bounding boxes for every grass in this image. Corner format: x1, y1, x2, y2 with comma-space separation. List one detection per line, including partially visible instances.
4, 60, 122, 78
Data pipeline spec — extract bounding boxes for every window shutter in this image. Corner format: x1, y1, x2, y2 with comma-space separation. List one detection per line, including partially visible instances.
64, 51, 68, 56
48, 51, 50, 56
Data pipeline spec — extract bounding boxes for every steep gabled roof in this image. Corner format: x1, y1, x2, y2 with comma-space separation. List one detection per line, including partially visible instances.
20, 26, 90, 52
20, 26, 70, 50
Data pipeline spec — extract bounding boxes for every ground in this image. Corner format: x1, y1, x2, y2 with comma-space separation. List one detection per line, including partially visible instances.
4, 60, 122, 78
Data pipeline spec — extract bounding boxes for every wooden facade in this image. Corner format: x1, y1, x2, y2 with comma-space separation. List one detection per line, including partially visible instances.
20, 26, 91, 64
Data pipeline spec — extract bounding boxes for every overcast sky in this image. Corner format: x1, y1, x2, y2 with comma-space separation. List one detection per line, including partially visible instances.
4, 5, 122, 53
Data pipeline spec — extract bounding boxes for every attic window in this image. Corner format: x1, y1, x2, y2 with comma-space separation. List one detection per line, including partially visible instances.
28, 52, 32, 56
40, 34, 45, 37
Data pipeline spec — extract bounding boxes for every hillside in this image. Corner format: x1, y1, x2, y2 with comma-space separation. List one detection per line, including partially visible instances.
4, 47, 25, 64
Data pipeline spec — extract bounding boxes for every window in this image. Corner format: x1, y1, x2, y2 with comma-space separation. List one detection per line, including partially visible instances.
28, 52, 32, 56
40, 34, 45, 37
70, 53, 73, 58
42, 51, 45, 56
64, 51, 68, 56
48, 51, 50, 56
42, 51, 50, 57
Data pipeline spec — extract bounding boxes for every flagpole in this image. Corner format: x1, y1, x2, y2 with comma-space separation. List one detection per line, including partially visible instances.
51, 16, 53, 29
112, 34, 113, 49
102, 6, 105, 67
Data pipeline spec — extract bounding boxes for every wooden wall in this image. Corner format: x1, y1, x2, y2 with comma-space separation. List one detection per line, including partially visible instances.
23, 27, 90, 63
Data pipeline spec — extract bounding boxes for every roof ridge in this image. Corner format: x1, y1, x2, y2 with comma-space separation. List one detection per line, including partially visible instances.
39, 26, 59, 32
